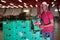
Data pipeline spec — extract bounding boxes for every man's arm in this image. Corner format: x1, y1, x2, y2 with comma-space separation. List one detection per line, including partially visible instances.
43, 19, 54, 28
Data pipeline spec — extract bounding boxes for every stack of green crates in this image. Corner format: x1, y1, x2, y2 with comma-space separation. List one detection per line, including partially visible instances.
3, 20, 16, 40
3, 20, 50, 40
14, 20, 31, 40
40, 32, 50, 40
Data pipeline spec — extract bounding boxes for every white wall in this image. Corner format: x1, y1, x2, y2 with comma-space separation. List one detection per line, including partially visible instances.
4, 8, 22, 16
31, 7, 37, 16
0, 8, 37, 16
50, 6, 59, 16
0, 8, 5, 15
5, 8, 13, 15
23, 8, 31, 15
0, 7, 59, 16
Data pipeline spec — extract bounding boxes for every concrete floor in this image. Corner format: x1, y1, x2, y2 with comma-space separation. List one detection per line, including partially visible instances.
54, 21, 60, 40
0, 21, 60, 40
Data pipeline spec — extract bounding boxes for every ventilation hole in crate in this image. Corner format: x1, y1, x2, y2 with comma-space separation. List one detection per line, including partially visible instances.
16, 33, 18, 35
9, 34, 11, 36
47, 35, 50, 37
16, 27, 18, 29
24, 37, 26, 39
6, 22, 10, 24
32, 37, 36, 40
22, 26, 26, 28
35, 37, 36, 39
6, 22, 8, 24
6, 28, 11, 30
21, 37, 24, 39
8, 28, 11, 30
24, 32, 26, 34
6, 34, 11, 36
40, 36, 42, 37
16, 39, 18, 40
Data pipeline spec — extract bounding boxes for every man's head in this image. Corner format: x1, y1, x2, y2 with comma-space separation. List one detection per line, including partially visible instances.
41, 2, 49, 12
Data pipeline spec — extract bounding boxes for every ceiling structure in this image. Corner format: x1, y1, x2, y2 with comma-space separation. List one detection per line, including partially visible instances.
0, 0, 60, 8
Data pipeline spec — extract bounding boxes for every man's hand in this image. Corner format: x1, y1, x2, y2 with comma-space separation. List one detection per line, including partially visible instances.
34, 22, 41, 26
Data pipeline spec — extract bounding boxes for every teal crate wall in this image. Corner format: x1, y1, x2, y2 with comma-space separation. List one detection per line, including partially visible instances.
3, 20, 50, 40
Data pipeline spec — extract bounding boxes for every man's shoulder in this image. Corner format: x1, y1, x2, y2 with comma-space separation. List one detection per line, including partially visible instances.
47, 10, 52, 13
47, 10, 54, 15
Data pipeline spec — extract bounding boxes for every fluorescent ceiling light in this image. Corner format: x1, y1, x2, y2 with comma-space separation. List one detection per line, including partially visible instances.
51, 2, 54, 4
23, 9, 29, 12
18, 5, 23, 8
10, 3, 14, 5
1, 6, 6, 8
18, 0, 22, 2
55, 9, 58, 12
54, 0, 56, 1
36, 0, 38, 2
52, 4, 55, 7
35, 5, 38, 7
1, 0, 6, 3
24, 3, 26, 5
30, 5, 33, 8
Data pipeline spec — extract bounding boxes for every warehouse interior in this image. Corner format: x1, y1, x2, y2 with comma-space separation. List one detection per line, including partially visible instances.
0, 0, 60, 40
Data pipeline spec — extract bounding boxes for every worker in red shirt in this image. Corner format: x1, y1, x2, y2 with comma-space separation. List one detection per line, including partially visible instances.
34, 2, 54, 40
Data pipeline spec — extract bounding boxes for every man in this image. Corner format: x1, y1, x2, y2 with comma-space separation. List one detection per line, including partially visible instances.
34, 2, 54, 40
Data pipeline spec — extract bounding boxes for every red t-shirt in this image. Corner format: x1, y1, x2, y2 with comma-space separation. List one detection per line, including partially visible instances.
40, 10, 54, 33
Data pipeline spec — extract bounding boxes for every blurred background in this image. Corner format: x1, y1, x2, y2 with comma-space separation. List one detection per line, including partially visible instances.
0, 0, 60, 40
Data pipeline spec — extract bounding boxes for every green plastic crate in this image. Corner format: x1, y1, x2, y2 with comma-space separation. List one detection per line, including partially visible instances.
3, 21, 16, 28
46, 37, 50, 40
32, 19, 41, 30
3, 32, 15, 40
25, 20, 31, 27
3, 20, 44, 40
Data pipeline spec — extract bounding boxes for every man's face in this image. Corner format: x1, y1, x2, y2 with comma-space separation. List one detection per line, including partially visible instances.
42, 4, 48, 12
